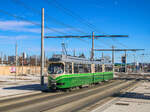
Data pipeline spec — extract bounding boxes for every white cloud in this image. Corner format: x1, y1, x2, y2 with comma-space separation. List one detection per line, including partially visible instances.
0, 21, 33, 27
0, 20, 75, 34
0, 20, 40, 33
0, 35, 39, 40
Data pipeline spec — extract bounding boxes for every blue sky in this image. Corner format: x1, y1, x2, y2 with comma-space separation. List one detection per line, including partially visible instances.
0, 0, 150, 63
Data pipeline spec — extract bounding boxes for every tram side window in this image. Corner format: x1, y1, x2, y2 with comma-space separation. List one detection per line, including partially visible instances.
110, 65, 113, 71
74, 64, 91, 73
79, 64, 84, 73
95, 64, 98, 72
84, 64, 91, 73
98, 65, 102, 72
95, 64, 102, 72
65, 62, 72, 74
74, 64, 84, 73
105, 65, 113, 72
74, 64, 78, 73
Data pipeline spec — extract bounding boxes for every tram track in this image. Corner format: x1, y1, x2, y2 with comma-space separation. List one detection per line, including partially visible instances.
0, 80, 136, 112
44, 80, 137, 112
0, 80, 115, 105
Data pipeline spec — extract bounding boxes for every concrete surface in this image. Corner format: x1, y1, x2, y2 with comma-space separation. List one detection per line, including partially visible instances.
92, 81, 150, 112
0, 75, 48, 98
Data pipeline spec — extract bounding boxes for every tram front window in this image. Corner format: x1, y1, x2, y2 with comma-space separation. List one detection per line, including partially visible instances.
48, 63, 64, 74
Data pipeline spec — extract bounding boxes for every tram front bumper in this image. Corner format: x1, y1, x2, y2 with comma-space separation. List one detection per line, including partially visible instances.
48, 80, 57, 89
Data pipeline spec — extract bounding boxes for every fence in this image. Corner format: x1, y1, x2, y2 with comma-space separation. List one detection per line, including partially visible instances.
0, 66, 47, 76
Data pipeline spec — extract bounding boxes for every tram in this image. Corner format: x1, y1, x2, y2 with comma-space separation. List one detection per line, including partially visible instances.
47, 54, 113, 90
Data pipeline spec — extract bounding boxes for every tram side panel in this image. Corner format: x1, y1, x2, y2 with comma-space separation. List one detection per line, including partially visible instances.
103, 72, 113, 81
55, 72, 113, 89
93, 72, 104, 83
48, 72, 113, 89
56, 73, 93, 89
103, 66, 113, 81
93, 65, 104, 83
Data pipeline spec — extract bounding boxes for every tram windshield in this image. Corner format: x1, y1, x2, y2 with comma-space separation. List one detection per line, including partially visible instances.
48, 63, 64, 74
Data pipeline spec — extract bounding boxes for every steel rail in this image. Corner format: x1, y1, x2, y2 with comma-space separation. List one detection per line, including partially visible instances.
0, 80, 121, 112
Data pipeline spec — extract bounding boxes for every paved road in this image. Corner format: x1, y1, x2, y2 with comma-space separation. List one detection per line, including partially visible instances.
0, 80, 137, 112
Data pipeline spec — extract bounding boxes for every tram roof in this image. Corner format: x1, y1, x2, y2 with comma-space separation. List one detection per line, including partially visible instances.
49, 54, 111, 65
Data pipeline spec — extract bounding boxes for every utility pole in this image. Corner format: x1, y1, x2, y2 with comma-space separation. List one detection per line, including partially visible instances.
125, 51, 127, 73
35, 55, 37, 75
133, 52, 136, 72
41, 8, 44, 86
112, 46, 115, 72
22, 54, 24, 75
141, 54, 144, 72
102, 52, 103, 57
91, 32, 94, 61
102, 52, 104, 64
15, 42, 17, 81
102, 52, 105, 72
73, 49, 76, 56
1, 52, 3, 65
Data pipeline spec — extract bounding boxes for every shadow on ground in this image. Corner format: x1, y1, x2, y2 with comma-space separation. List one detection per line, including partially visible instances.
3, 84, 48, 91
114, 77, 150, 81
114, 92, 150, 100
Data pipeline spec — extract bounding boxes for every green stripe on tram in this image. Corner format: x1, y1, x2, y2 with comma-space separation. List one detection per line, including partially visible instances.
48, 72, 113, 89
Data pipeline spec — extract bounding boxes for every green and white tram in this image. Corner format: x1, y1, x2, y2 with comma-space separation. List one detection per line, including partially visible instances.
47, 54, 113, 90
